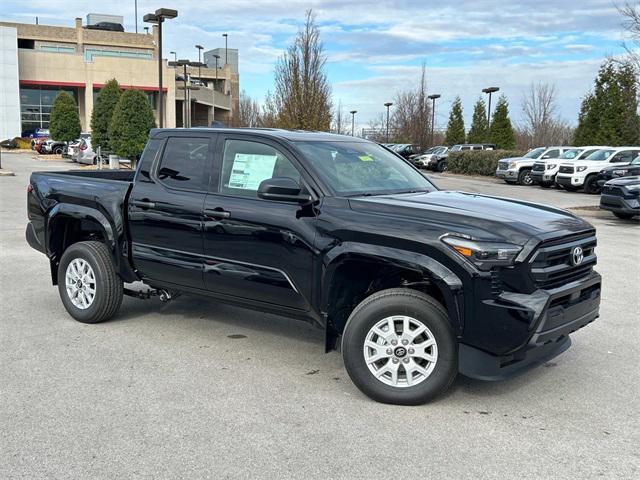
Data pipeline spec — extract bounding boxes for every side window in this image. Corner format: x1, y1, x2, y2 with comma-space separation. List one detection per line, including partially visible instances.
461, 146, 471, 151
472, 146, 482, 150
543, 149, 560, 159
612, 151, 634, 163
156, 137, 210, 190
137, 138, 162, 182
219, 139, 301, 198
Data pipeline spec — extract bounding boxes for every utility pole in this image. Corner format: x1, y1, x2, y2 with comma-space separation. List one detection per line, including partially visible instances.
384, 102, 393, 142
428, 94, 441, 147
350, 110, 357, 136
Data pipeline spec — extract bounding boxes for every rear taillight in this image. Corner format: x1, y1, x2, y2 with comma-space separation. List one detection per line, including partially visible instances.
80, 144, 87, 151
27, 184, 33, 193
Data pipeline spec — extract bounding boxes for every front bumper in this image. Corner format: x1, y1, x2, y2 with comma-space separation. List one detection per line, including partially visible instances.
496, 168, 518, 180
600, 193, 640, 216
459, 272, 601, 380
556, 175, 584, 188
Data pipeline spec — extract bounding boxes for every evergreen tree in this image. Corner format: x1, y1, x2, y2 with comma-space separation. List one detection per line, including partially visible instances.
574, 60, 640, 146
444, 97, 465, 145
489, 95, 516, 149
49, 92, 81, 143
108, 90, 156, 159
91, 79, 121, 151
467, 97, 488, 143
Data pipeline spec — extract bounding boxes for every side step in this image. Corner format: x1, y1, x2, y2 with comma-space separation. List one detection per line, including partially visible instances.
123, 287, 181, 302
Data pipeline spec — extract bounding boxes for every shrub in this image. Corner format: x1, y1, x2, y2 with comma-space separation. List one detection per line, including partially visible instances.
49, 92, 81, 143
447, 150, 525, 176
91, 79, 121, 151
108, 89, 156, 159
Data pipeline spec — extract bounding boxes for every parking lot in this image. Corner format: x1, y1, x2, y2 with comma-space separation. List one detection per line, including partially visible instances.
1, 150, 639, 479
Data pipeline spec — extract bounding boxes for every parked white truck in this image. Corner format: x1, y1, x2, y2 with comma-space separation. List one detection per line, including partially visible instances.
530, 146, 608, 187
496, 147, 573, 185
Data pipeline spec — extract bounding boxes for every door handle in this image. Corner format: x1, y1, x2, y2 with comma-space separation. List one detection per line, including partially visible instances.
204, 209, 230, 219
132, 200, 156, 209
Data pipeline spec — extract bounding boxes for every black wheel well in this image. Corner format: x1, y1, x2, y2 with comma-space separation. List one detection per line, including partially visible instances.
326, 258, 449, 339
49, 216, 107, 283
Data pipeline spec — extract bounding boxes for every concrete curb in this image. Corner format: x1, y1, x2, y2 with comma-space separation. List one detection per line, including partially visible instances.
0, 170, 16, 176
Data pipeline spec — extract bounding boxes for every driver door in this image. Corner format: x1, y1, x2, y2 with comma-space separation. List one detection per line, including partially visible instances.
202, 135, 317, 311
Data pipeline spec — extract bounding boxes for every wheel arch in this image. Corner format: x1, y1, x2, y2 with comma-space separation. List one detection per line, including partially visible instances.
321, 242, 464, 351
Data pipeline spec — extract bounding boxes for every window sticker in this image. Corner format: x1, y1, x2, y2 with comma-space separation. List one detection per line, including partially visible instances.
359, 155, 374, 162
228, 153, 277, 190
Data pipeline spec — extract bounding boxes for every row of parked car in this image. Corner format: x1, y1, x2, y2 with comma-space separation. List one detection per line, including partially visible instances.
496, 146, 640, 220
401, 143, 496, 172
31, 133, 97, 164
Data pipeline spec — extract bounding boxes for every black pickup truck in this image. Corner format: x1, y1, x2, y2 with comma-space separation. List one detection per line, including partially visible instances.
26, 128, 601, 405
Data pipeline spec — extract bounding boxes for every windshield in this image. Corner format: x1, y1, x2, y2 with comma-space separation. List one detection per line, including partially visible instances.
295, 141, 436, 197
433, 147, 447, 154
585, 149, 615, 161
559, 148, 583, 160
631, 156, 640, 165
524, 147, 546, 159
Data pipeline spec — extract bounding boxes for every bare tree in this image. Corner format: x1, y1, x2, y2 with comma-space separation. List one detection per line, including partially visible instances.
258, 91, 279, 128
332, 100, 349, 134
521, 82, 564, 146
238, 90, 260, 127
619, 2, 640, 75
272, 10, 332, 130
390, 63, 431, 149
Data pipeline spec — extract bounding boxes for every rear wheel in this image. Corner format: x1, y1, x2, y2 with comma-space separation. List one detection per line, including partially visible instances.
53, 145, 64, 155
342, 288, 457, 405
517, 169, 533, 185
436, 161, 447, 172
58, 241, 123, 324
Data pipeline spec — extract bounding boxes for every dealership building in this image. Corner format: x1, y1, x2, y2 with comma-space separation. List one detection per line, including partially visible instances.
0, 15, 239, 140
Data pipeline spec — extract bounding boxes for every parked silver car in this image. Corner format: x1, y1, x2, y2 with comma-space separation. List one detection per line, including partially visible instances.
77, 137, 96, 165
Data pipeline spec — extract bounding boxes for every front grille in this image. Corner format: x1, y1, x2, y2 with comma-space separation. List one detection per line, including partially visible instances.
497, 162, 508, 170
532, 163, 545, 172
530, 233, 597, 290
602, 185, 624, 197
559, 165, 574, 174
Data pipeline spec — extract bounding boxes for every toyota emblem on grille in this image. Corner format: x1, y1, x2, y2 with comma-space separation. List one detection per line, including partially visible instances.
571, 246, 584, 266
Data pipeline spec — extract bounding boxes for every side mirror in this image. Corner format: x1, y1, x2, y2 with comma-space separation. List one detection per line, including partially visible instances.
257, 177, 313, 203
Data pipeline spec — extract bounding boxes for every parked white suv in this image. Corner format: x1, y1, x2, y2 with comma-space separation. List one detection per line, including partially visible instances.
556, 147, 640, 193
530, 146, 608, 187
496, 146, 573, 185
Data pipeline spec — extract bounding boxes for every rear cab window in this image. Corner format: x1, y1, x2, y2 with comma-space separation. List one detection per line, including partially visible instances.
156, 137, 211, 190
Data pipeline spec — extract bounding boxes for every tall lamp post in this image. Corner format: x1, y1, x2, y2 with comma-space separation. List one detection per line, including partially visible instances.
482, 86, 500, 129
349, 110, 357, 136
143, 8, 178, 128
169, 51, 177, 62
427, 94, 441, 147
384, 102, 393, 142
169, 59, 204, 128
195, 44, 204, 81
212, 54, 220, 123
222, 33, 228, 66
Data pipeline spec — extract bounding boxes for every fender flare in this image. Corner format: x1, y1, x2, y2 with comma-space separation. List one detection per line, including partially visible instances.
321, 242, 464, 349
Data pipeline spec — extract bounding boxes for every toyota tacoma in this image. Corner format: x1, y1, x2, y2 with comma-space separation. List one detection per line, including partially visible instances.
26, 128, 601, 405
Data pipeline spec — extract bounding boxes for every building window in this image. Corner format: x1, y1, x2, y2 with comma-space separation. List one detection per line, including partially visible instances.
85, 48, 152, 62
40, 45, 76, 54
20, 86, 79, 135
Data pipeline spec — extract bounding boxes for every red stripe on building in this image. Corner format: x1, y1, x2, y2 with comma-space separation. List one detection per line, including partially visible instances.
20, 80, 86, 88
93, 83, 168, 92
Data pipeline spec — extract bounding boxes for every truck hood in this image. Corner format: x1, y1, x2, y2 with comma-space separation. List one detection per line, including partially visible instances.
349, 190, 592, 245
499, 156, 532, 163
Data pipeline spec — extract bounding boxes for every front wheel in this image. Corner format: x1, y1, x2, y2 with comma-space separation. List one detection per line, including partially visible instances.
584, 175, 600, 194
58, 241, 123, 324
436, 161, 447, 172
517, 169, 533, 185
613, 212, 636, 220
342, 288, 457, 405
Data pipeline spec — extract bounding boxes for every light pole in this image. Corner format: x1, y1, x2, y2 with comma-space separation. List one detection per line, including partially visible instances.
169, 50, 177, 62
169, 59, 204, 128
482, 86, 500, 130
384, 102, 393, 142
350, 110, 357, 136
222, 33, 228, 66
143, 8, 178, 128
134, 0, 138, 33
212, 54, 220, 91
427, 94, 441, 147
195, 44, 204, 81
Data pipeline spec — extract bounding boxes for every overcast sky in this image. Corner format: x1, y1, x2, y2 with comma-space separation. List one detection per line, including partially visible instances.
2, 0, 633, 130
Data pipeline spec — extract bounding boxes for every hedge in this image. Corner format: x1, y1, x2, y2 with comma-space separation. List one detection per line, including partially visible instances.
447, 150, 525, 176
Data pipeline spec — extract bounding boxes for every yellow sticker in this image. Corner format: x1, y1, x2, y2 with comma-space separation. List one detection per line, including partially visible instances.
359, 155, 374, 162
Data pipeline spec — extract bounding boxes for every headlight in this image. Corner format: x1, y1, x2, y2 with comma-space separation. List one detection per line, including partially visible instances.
547, 164, 556, 170
626, 184, 640, 191
508, 162, 517, 169
576, 166, 588, 172
441, 235, 522, 271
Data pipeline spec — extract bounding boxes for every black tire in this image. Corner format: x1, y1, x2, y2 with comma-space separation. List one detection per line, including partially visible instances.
57, 241, 123, 324
584, 175, 600, 194
342, 288, 457, 405
436, 161, 447, 172
517, 169, 533, 186
53, 146, 64, 155
613, 212, 636, 220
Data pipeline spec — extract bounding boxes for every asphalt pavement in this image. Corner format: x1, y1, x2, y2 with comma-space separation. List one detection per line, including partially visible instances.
1, 151, 638, 479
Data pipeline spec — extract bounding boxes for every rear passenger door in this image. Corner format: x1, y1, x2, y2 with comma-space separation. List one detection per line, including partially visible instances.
128, 134, 214, 289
